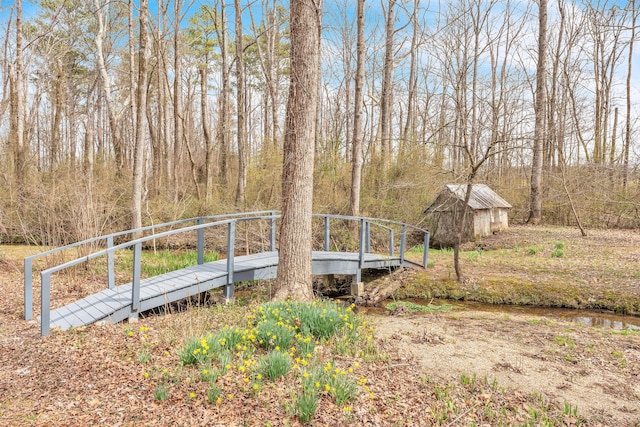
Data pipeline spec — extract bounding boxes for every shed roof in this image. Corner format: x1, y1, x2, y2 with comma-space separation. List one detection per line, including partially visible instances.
424, 184, 512, 213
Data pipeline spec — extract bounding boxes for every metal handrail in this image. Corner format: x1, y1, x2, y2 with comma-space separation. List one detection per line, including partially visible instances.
23, 210, 278, 320
312, 213, 430, 268
39, 213, 280, 335
30, 211, 429, 336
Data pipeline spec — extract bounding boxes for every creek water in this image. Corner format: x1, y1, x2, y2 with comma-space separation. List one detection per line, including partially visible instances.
376, 298, 640, 331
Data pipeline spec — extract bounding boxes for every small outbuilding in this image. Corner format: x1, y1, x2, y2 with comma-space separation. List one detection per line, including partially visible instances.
423, 184, 511, 247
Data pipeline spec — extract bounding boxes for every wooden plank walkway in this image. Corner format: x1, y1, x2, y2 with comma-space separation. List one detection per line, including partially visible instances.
48, 251, 408, 332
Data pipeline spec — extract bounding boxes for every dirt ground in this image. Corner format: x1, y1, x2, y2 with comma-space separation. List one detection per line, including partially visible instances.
1, 227, 640, 426
371, 309, 640, 425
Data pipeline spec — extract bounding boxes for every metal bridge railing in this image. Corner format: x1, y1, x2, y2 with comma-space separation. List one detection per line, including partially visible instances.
24, 212, 429, 336
23, 210, 278, 321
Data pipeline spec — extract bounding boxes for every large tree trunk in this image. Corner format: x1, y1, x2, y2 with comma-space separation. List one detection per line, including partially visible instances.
528, 0, 547, 225
274, 0, 322, 302
131, 0, 149, 237
350, 0, 365, 218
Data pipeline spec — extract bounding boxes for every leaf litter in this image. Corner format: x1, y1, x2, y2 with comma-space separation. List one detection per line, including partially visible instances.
1, 226, 639, 425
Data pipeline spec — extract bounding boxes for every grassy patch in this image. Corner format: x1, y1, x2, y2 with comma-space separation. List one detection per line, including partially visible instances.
553, 335, 576, 349
385, 301, 452, 314
398, 225, 640, 314
140, 249, 219, 277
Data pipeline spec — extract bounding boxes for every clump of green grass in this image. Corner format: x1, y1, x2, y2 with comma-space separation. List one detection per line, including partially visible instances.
257, 350, 293, 381
153, 383, 169, 401
293, 391, 319, 422
324, 368, 357, 405
466, 250, 481, 261
553, 335, 575, 349
407, 244, 425, 254
551, 249, 565, 258
527, 246, 542, 255
460, 373, 476, 386
179, 336, 211, 366
385, 301, 452, 313
206, 384, 222, 404
255, 319, 296, 350
138, 349, 151, 364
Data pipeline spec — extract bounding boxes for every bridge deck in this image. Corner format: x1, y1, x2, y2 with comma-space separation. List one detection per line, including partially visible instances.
48, 251, 408, 332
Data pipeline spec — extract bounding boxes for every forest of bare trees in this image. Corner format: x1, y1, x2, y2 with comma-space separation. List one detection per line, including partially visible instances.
0, 0, 639, 246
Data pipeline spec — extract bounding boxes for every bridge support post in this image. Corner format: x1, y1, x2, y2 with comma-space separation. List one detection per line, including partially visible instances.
365, 221, 371, 253
197, 218, 205, 265
130, 242, 142, 320
107, 236, 115, 289
24, 258, 32, 320
224, 221, 235, 303
351, 279, 364, 297
357, 219, 365, 283
423, 232, 430, 268
324, 216, 330, 251
223, 284, 235, 303
399, 225, 407, 266
270, 213, 277, 251
41, 272, 51, 336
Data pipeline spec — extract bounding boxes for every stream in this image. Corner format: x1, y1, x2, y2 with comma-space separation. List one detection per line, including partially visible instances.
377, 298, 640, 331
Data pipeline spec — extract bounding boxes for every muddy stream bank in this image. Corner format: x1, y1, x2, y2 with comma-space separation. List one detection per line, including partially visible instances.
363, 298, 640, 330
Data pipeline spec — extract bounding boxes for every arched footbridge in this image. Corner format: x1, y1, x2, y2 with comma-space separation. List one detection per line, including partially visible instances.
23, 211, 429, 336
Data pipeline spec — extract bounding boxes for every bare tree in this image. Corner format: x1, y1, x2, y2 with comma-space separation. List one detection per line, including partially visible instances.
210, 0, 230, 187
350, 0, 365, 218
623, 0, 637, 190
274, 0, 321, 301
379, 0, 396, 174
588, 4, 625, 165
9, 0, 26, 185
400, 0, 420, 149
128, 0, 137, 171
93, 0, 121, 174
234, 0, 247, 206
173, 0, 184, 199
132, 0, 149, 236
528, 0, 547, 225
